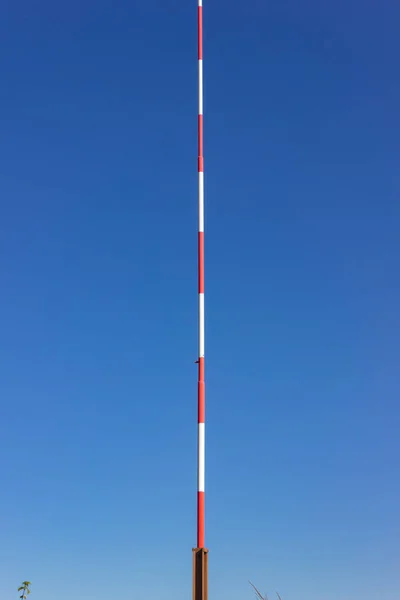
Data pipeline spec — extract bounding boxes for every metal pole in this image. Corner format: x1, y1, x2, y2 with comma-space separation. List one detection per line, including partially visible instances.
193, 1, 208, 599
197, 0, 205, 552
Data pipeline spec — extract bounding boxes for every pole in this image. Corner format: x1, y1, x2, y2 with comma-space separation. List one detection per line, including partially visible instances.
193, 1, 208, 599
197, 0, 205, 552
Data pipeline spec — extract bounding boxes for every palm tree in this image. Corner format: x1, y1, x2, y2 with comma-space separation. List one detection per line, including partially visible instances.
18, 582, 32, 600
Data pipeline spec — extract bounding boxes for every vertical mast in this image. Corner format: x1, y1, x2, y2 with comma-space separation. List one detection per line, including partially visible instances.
197, 0, 205, 551
192, 2, 208, 600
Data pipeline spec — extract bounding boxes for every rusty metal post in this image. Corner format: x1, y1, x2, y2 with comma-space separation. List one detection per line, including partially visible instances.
192, 548, 208, 600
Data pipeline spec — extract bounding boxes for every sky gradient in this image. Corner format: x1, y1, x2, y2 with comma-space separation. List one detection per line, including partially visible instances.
1, 1, 399, 599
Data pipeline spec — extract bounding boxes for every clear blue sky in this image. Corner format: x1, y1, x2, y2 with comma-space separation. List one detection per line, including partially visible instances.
1, 1, 399, 599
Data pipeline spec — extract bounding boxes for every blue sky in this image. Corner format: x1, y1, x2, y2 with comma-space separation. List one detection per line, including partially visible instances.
0, 1, 399, 599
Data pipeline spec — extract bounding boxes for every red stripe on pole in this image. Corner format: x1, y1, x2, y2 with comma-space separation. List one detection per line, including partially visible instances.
198, 356, 205, 381
198, 232, 204, 293
198, 157, 204, 172
198, 357, 205, 423
198, 382, 205, 423
198, 7, 203, 60
197, 491, 205, 548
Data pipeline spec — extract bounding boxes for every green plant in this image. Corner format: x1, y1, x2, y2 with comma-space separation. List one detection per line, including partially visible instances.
18, 582, 32, 600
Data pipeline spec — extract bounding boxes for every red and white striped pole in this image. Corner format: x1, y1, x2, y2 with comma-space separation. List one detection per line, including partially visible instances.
197, 0, 205, 552
193, 2, 208, 600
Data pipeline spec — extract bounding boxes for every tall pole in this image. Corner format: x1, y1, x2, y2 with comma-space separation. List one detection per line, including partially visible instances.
197, 0, 205, 552
193, 1, 208, 599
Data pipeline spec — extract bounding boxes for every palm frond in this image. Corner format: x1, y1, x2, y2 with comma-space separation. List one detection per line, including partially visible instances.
249, 581, 268, 600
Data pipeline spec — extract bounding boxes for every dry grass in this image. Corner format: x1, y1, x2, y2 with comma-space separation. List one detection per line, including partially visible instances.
249, 581, 282, 600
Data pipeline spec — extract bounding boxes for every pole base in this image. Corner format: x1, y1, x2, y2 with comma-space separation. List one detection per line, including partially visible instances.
192, 548, 208, 600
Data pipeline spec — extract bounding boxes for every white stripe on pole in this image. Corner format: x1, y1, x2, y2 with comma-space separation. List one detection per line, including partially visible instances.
199, 293, 205, 358
198, 60, 203, 115
198, 173, 204, 232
